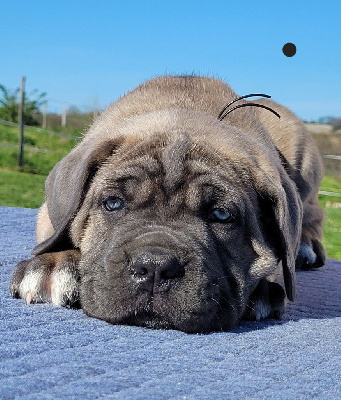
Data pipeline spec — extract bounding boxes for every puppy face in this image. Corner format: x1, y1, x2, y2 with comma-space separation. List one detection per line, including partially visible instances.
70, 132, 281, 333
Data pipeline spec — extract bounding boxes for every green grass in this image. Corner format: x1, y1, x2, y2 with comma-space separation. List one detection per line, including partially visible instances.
323, 208, 341, 260
319, 175, 341, 260
0, 124, 78, 207
0, 123, 341, 260
0, 169, 45, 208
319, 175, 341, 195
0, 124, 78, 174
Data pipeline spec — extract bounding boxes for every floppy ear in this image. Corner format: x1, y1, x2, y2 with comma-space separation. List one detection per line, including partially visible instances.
33, 139, 120, 256
256, 168, 303, 301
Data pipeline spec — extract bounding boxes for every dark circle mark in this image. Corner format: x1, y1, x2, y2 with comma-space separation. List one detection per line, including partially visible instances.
282, 43, 296, 57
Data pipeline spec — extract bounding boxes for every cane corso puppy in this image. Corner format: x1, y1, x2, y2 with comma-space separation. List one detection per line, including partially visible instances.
10, 76, 325, 332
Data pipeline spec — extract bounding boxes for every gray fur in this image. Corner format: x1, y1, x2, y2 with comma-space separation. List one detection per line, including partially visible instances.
10, 76, 325, 332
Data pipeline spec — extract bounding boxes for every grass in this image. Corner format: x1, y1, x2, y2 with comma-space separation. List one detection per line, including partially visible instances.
319, 175, 341, 260
0, 169, 45, 208
0, 123, 78, 175
323, 208, 341, 260
0, 124, 79, 207
0, 124, 341, 260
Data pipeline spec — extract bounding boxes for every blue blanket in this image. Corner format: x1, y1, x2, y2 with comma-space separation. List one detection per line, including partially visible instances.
1, 206, 340, 399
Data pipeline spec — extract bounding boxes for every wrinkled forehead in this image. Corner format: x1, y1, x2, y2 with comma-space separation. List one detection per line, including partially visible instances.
93, 133, 253, 204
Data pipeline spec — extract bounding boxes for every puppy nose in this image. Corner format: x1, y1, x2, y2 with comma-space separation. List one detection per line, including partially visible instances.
130, 250, 185, 293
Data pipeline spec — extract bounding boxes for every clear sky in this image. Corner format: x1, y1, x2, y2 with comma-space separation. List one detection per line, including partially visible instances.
1, 0, 340, 120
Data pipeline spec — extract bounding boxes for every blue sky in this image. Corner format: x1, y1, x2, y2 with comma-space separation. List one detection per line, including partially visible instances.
1, 0, 340, 120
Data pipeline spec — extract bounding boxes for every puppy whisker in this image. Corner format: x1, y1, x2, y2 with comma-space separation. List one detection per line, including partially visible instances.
210, 296, 223, 311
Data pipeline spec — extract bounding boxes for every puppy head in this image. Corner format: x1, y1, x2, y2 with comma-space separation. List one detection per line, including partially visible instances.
36, 110, 302, 332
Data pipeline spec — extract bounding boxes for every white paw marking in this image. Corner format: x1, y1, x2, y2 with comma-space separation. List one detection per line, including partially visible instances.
18, 268, 79, 306
50, 269, 79, 306
19, 270, 46, 304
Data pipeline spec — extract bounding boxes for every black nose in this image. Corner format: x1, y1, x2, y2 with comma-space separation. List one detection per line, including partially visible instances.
130, 249, 185, 293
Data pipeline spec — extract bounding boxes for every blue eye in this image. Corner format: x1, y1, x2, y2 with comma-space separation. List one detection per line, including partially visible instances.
103, 197, 125, 212
209, 208, 233, 222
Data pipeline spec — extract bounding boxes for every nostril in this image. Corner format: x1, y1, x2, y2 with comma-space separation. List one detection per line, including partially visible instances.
133, 266, 149, 277
159, 262, 185, 281
129, 254, 156, 281
130, 266, 152, 282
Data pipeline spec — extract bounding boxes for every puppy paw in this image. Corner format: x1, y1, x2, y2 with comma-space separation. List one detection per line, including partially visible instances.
10, 250, 81, 308
296, 240, 325, 270
243, 279, 286, 321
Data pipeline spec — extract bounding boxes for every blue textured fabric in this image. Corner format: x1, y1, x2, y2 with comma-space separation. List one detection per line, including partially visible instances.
1, 206, 340, 399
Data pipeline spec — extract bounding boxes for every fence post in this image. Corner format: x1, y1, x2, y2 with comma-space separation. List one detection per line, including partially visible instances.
61, 103, 66, 127
18, 76, 25, 169
42, 100, 47, 128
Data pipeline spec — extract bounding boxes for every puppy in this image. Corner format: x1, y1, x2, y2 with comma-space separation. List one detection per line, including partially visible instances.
10, 76, 325, 332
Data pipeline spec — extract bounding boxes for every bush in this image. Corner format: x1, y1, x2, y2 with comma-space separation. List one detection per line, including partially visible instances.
0, 84, 46, 126
331, 118, 341, 131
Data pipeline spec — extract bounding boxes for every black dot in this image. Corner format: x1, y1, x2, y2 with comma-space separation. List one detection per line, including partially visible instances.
282, 43, 296, 57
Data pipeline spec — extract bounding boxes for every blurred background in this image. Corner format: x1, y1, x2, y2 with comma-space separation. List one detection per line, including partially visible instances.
1, 0, 340, 259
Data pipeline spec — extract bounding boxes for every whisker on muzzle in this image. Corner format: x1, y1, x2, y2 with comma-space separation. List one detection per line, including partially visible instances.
210, 296, 223, 310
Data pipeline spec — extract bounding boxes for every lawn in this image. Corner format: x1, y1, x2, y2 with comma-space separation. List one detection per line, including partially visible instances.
0, 123, 78, 207
0, 169, 45, 208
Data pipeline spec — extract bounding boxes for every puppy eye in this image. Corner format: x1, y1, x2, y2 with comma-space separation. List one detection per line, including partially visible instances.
103, 197, 125, 212
209, 208, 233, 223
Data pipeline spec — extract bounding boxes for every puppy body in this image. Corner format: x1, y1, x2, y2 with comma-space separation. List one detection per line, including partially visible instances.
11, 76, 325, 332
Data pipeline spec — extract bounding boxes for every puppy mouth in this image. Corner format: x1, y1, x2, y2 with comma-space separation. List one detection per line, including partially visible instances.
121, 310, 177, 330
114, 295, 177, 330
111, 289, 232, 333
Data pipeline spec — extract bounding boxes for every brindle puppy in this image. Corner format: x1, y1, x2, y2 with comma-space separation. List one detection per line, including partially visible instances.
10, 76, 325, 333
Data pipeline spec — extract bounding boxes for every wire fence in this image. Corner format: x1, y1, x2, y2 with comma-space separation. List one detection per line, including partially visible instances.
0, 82, 102, 134
0, 118, 79, 139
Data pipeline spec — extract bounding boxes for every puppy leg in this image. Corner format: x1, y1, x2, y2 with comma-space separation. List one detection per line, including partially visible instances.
10, 250, 81, 308
296, 197, 326, 269
36, 202, 54, 243
243, 278, 286, 321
